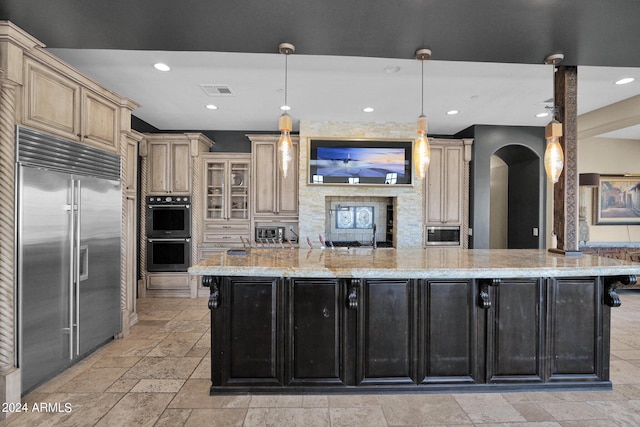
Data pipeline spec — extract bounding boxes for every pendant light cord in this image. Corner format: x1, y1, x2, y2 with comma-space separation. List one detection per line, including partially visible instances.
284, 53, 288, 109
421, 59, 424, 116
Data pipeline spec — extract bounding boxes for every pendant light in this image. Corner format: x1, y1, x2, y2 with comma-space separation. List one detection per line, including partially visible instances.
414, 48, 432, 180
278, 43, 295, 178
543, 53, 564, 184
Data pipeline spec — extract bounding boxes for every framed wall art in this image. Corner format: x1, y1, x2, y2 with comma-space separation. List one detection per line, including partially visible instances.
594, 175, 640, 225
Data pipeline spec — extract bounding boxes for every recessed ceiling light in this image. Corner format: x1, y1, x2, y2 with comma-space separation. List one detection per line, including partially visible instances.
536, 112, 550, 118
153, 63, 171, 72
363, 107, 374, 113
205, 104, 218, 110
384, 66, 401, 74
280, 105, 291, 111
615, 77, 635, 85
446, 110, 459, 115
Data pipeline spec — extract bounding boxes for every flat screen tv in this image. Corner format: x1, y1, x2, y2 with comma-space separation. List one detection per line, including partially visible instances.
309, 139, 413, 185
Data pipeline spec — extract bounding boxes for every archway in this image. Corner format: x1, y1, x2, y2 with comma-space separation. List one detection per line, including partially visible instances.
491, 145, 541, 249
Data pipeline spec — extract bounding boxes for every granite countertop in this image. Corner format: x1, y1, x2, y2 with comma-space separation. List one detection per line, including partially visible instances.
188, 248, 640, 279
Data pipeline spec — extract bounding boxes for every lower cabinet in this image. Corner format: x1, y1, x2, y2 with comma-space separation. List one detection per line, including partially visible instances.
358, 279, 417, 385
421, 280, 479, 384
287, 278, 347, 386
207, 276, 612, 392
485, 278, 545, 384
212, 276, 283, 387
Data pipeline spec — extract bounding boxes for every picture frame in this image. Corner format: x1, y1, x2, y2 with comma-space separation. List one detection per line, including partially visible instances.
594, 175, 640, 225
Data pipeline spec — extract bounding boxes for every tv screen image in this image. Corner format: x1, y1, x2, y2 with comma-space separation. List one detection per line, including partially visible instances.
316, 147, 405, 178
309, 139, 413, 185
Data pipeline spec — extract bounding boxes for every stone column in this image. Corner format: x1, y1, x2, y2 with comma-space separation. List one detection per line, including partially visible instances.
0, 79, 21, 416
552, 65, 580, 254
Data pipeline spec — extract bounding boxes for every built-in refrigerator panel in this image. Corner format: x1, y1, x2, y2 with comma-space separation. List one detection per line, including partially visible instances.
18, 167, 74, 392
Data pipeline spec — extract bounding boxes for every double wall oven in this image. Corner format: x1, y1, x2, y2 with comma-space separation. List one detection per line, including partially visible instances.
146, 196, 191, 271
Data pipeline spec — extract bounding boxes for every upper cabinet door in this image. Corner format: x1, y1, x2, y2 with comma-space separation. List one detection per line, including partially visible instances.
23, 58, 80, 141
23, 58, 121, 153
81, 88, 120, 152
425, 145, 463, 224
253, 142, 277, 215
170, 142, 191, 194
146, 140, 191, 195
277, 142, 299, 216
251, 138, 298, 217
148, 141, 170, 194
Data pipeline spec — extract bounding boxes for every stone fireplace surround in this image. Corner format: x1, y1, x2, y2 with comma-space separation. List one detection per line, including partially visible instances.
298, 121, 424, 248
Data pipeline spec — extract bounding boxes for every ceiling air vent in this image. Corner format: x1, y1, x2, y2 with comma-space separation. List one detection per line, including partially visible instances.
200, 84, 234, 96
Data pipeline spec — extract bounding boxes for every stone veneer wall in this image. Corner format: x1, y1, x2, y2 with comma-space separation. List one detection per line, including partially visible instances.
298, 121, 423, 248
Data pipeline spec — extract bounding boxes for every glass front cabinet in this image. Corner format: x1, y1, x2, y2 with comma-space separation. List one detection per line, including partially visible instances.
200, 153, 251, 251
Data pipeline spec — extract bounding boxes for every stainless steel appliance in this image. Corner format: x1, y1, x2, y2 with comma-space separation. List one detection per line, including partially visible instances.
146, 237, 191, 271
16, 126, 122, 393
426, 225, 461, 246
146, 196, 191, 238
145, 196, 191, 271
255, 226, 284, 243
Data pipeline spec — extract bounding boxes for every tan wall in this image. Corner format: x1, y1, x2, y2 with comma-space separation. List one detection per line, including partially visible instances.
578, 136, 640, 242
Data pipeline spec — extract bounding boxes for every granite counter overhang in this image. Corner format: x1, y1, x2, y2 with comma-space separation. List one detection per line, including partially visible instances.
189, 248, 640, 279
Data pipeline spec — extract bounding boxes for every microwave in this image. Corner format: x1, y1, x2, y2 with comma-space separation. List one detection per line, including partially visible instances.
426, 226, 461, 246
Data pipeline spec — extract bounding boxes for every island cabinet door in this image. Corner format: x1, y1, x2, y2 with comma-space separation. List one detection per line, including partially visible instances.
546, 277, 607, 382
212, 276, 284, 387
285, 278, 349, 387
419, 280, 480, 384
484, 279, 545, 384
356, 279, 418, 386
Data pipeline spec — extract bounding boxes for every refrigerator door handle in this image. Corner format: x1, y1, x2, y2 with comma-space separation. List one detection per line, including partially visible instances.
75, 179, 81, 357
79, 245, 89, 281
68, 178, 76, 361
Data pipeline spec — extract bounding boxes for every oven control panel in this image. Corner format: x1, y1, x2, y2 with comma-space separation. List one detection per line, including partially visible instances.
147, 195, 191, 205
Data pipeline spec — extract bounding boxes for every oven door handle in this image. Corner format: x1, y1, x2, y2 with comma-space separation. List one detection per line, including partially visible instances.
147, 238, 191, 243
147, 204, 190, 209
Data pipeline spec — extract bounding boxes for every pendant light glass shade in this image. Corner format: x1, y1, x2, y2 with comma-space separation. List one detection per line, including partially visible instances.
544, 120, 564, 183
278, 112, 294, 178
414, 49, 432, 180
277, 43, 295, 178
414, 115, 431, 179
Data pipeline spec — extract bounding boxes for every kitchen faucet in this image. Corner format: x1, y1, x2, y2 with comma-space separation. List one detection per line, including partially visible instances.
371, 223, 377, 249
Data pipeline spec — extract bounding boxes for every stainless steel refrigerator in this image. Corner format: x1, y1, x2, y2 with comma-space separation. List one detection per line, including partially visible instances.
16, 126, 122, 393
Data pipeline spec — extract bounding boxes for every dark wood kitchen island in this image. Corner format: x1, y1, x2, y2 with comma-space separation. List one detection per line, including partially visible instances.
189, 248, 639, 394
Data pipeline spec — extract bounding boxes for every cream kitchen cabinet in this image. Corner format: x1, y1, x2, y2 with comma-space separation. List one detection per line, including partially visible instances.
138, 133, 213, 298
22, 57, 121, 153
147, 140, 191, 194
143, 133, 212, 195
200, 153, 251, 245
425, 144, 464, 225
424, 139, 473, 247
248, 134, 299, 219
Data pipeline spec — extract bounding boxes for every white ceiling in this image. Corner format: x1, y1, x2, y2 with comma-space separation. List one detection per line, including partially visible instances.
49, 48, 640, 138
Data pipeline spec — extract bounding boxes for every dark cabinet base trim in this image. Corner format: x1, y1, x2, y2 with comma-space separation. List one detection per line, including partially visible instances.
210, 381, 612, 395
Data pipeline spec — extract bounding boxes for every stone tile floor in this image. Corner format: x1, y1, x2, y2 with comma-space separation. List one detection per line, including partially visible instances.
2, 290, 640, 426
